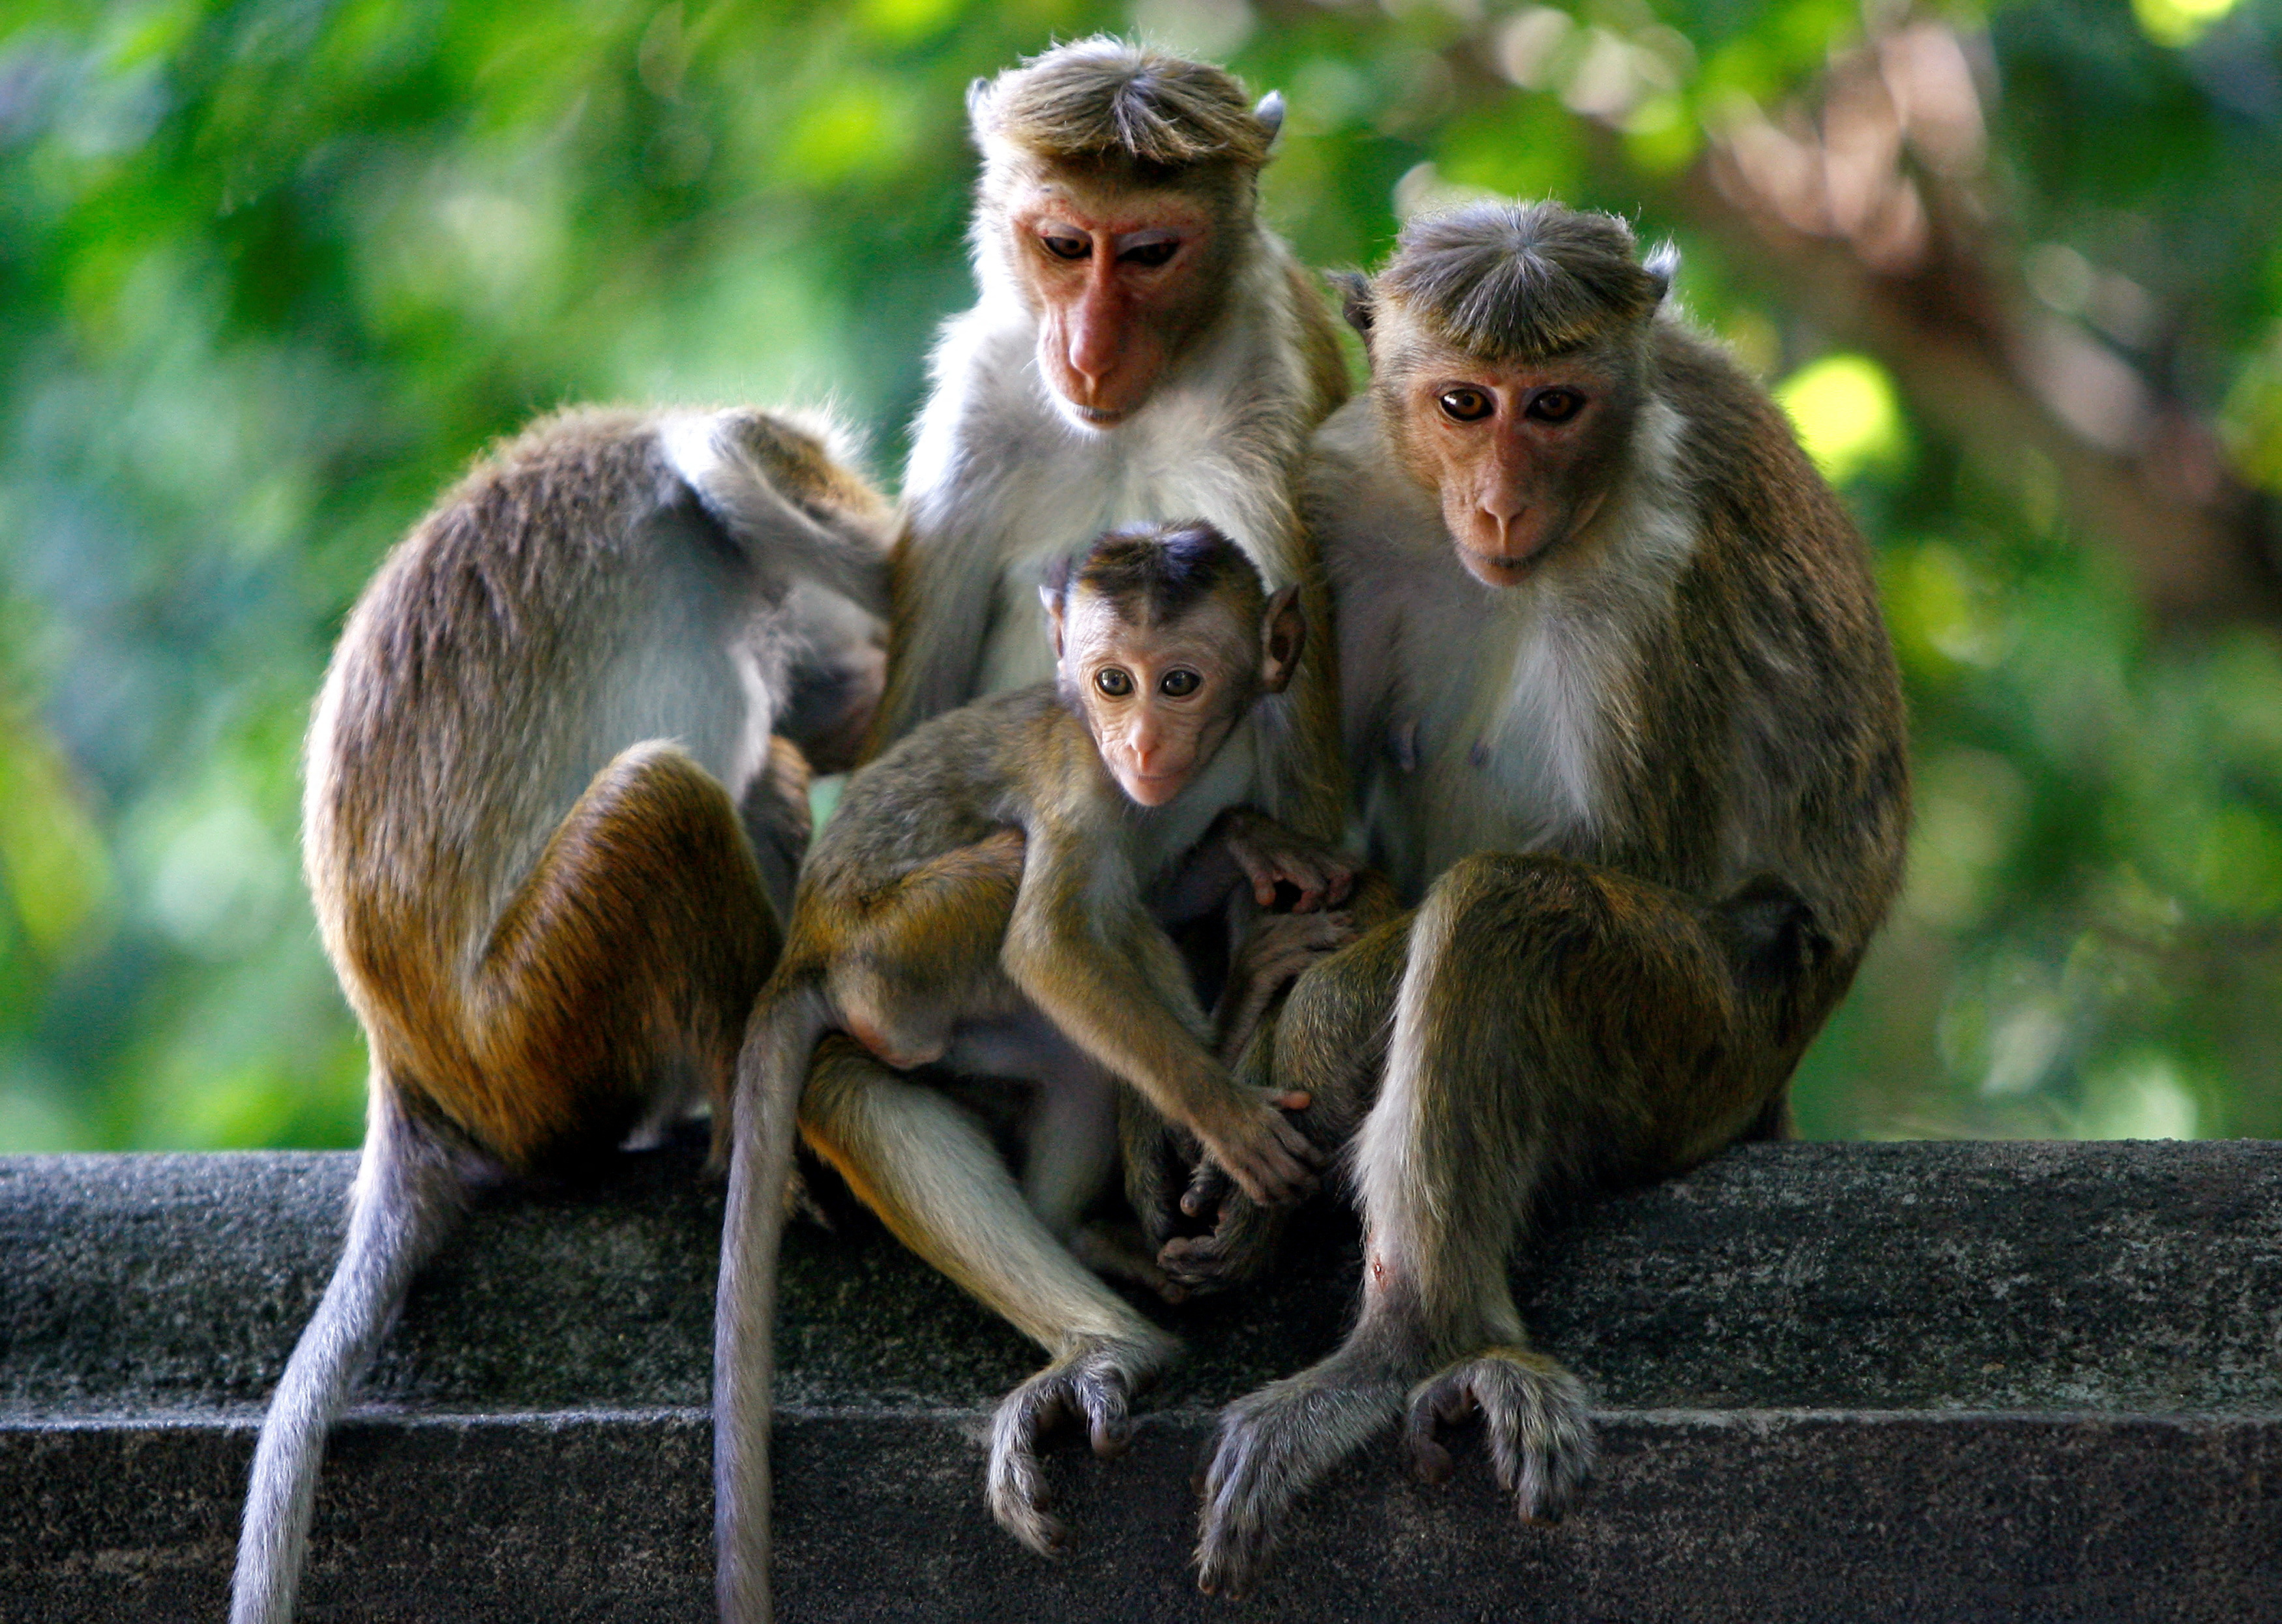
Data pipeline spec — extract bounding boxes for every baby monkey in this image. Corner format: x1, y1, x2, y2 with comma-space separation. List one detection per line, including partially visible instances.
713, 522, 1349, 1621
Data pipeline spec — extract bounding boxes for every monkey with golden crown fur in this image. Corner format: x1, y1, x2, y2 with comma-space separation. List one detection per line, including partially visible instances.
1168, 203, 1910, 1595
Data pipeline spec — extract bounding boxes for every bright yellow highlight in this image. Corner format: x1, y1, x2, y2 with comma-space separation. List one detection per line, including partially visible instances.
1776, 353, 1906, 485
2133, 0, 2239, 48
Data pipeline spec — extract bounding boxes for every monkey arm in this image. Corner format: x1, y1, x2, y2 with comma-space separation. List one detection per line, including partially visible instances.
1003, 825, 1321, 1207
1151, 809, 1356, 926
866, 508, 1003, 755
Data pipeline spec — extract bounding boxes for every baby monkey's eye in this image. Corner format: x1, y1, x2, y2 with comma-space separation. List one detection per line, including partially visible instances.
1041, 231, 1089, 261
1438, 388, 1494, 422
1095, 668, 1134, 697
1159, 668, 1201, 698
1118, 238, 1178, 268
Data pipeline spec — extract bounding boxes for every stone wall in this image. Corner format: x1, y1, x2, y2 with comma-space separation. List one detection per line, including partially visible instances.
5, 1140, 2279, 1621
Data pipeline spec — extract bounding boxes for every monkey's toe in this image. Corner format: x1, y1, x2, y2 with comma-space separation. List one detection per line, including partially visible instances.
986, 1333, 1174, 1555
1195, 1366, 1406, 1597
1404, 1346, 1595, 1524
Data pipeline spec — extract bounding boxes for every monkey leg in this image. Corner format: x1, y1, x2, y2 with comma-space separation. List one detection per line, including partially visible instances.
799, 1037, 1180, 1556
455, 739, 780, 1170
1196, 853, 1758, 1595
1159, 894, 1414, 1295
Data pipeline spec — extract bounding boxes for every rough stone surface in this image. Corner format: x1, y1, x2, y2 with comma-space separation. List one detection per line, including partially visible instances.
4, 1140, 2280, 1620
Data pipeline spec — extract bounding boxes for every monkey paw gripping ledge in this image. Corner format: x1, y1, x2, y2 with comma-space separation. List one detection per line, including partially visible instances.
4, 1140, 2279, 1622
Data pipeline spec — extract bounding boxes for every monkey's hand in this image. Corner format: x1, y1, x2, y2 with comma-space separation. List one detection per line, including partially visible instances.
1157, 1185, 1284, 1295
1189, 1087, 1321, 1208
1213, 908, 1358, 1065
1219, 810, 1354, 913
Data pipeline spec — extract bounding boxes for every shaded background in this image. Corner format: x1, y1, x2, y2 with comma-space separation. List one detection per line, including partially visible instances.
1, 0, 2278, 1153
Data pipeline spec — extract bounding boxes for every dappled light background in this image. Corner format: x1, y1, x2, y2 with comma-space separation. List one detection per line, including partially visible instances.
2, 0, 2279, 1151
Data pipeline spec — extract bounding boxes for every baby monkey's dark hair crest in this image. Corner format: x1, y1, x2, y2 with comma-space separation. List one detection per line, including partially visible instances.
1046, 520, 1267, 629
1372, 201, 1676, 361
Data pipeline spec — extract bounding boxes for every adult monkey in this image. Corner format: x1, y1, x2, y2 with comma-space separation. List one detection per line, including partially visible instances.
774, 37, 1358, 1565
870, 36, 1350, 846
1180, 203, 1910, 1593
231, 406, 890, 1624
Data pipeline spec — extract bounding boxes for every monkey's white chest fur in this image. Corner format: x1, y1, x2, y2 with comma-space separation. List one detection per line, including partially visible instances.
908, 296, 1299, 700
1337, 398, 1698, 898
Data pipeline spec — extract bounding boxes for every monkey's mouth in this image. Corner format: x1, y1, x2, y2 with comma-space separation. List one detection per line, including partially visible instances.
1069, 402, 1129, 427
1457, 546, 1543, 587
1118, 767, 1193, 806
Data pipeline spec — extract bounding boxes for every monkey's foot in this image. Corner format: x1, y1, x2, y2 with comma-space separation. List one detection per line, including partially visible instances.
1404, 1346, 1595, 1523
988, 1329, 1179, 1556
1157, 1190, 1284, 1296
1194, 1365, 1404, 1597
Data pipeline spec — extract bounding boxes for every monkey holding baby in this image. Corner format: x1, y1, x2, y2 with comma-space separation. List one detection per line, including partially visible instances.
1168, 203, 1910, 1594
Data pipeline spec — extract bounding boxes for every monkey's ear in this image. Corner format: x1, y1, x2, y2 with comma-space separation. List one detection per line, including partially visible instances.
1259, 584, 1306, 694
1039, 583, 1067, 662
1328, 271, 1374, 340
1643, 240, 1681, 305
966, 76, 996, 138
1254, 91, 1286, 147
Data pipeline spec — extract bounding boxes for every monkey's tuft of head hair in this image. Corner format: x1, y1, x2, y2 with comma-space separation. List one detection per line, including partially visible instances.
1049, 520, 1267, 628
1379, 201, 1672, 361
973, 37, 1277, 175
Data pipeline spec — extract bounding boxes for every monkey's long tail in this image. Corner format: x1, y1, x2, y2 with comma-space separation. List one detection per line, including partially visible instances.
230, 1084, 477, 1624
715, 975, 833, 1624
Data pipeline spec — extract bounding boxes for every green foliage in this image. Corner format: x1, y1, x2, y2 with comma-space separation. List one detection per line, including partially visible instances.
1, 0, 2278, 1149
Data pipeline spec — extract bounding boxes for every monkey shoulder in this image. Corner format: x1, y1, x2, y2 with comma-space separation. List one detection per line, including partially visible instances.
814, 688, 1078, 875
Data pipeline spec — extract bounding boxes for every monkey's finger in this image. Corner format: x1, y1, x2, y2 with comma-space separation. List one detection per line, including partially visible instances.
1180, 1160, 1232, 1218
1271, 1088, 1312, 1112
1404, 1402, 1457, 1486
1080, 1371, 1134, 1460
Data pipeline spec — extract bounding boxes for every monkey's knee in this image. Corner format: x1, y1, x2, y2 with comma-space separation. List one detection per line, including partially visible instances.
473, 743, 780, 1159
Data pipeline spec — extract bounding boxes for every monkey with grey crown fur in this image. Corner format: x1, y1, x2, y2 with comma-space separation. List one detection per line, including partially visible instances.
230, 406, 892, 1624
874, 37, 1350, 846
1176, 203, 1909, 1594
714, 522, 1359, 1623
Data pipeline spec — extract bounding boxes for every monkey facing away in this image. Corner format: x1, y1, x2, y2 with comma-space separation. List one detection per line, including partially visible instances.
872, 37, 1351, 846
231, 406, 892, 1624
1175, 204, 1910, 1593
714, 522, 1356, 1622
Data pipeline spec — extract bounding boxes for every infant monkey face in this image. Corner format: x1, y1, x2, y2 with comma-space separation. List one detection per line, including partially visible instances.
1062, 592, 1258, 808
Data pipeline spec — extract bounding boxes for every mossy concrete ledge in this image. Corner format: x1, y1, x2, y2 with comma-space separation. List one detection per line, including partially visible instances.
4, 1140, 2280, 1622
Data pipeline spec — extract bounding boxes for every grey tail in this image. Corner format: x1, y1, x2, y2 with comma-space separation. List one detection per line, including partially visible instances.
229, 1084, 477, 1624
714, 975, 833, 1624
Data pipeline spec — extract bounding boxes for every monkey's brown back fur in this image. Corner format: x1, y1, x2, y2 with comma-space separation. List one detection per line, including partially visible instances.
306, 406, 878, 1170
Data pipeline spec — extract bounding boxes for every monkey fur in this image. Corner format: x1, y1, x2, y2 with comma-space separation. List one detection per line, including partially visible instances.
232, 405, 891, 1624
713, 522, 1355, 1620
1180, 203, 1910, 1595
872, 37, 1351, 846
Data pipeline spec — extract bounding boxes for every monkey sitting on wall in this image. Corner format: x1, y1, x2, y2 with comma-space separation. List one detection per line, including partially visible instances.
713, 521, 1357, 1622
231, 406, 893, 1624
1172, 204, 1910, 1594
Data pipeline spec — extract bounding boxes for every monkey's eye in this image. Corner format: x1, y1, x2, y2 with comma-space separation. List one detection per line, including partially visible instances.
1159, 668, 1201, 698
1095, 668, 1134, 697
1526, 389, 1584, 423
1438, 388, 1494, 422
1118, 235, 1179, 269
1040, 230, 1090, 261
